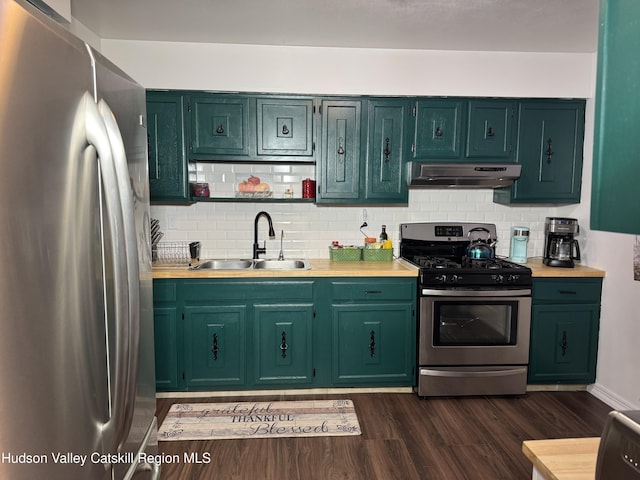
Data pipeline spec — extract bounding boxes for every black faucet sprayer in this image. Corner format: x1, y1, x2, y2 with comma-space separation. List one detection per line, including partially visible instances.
253, 211, 276, 259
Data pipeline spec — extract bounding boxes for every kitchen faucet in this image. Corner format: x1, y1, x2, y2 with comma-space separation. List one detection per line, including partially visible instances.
253, 211, 276, 259
278, 230, 285, 261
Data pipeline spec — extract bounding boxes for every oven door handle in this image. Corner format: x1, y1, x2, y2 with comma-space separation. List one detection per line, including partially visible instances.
421, 288, 531, 297
420, 367, 527, 378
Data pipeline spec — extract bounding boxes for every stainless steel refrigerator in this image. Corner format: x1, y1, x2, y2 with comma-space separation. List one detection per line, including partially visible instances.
0, 1, 159, 478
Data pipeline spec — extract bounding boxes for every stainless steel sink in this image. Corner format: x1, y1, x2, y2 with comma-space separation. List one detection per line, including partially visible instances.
192, 259, 253, 270
190, 258, 311, 270
253, 259, 311, 270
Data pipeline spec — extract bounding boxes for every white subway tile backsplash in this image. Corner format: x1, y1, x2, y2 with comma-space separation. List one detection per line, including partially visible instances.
151, 187, 557, 261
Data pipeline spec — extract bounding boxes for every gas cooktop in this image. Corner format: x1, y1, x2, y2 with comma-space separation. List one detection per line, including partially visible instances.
399, 222, 533, 288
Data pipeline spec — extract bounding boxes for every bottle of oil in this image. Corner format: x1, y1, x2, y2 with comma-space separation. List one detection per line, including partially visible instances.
379, 225, 388, 242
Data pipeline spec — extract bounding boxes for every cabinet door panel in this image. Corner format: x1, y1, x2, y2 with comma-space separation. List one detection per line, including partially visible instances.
319, 100, 362, 200
153, 307, 179, 390
257, 98, 314, 156
592, 0, 640, 233
366, 100, 407, 202
191, 95, 250, 156
146, 92, 189, 202
512, 102, 584, 203
413, 99, 464, 159
253, 304, 314, 385
184, 305, 246, 387
528, 304, 599, 384
332, 303, 413, 384
467, 100, 515, 159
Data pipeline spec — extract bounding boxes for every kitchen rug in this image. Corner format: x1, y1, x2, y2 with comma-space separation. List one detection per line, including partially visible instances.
157, 399, 361, 441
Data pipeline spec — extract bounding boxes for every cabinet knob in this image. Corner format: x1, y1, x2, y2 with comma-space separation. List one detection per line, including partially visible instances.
216, 124, 225, 134
337, 137, 345, 156
434, 126, 443, 137
282, 124, 290, 135
486, 126, 495, 138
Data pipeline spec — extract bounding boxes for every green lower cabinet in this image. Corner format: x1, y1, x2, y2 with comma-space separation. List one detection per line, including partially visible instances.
331, 303, 415, 385
253, 304, 314, 385
153, 306, 180, 391
528, 278, 602, 384
183, 305, 246, 388
151, 276, 416, 391
528, 304, 600, 384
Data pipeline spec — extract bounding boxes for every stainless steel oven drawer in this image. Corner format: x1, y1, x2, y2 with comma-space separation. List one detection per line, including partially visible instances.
417, 366, 527, 397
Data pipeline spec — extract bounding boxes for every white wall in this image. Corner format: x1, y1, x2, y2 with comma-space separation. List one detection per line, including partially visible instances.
102, 40, 640, 409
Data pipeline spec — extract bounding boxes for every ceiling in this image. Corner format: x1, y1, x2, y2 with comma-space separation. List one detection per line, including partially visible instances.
70, 0, 600, 53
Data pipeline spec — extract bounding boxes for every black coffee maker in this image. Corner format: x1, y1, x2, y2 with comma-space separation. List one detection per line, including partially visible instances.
543, 217, 581, 267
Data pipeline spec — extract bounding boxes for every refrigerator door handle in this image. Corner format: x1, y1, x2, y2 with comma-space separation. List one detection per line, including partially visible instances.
98, 99, 141, 450
82, 92, 131, 453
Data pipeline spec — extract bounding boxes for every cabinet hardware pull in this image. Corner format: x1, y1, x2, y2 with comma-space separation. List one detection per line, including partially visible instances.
282, 124, 290, 135
383, 137, 391, 162
364, 290, 382, 295
558, 290, 577, 295
434, 126, 443, 137
369, 330, 376, 357
211, 333, 219, 361
337, 137, 345, 156
216, 124, 224, 134
486, 126, 495, 138
545, 138, 554, 164
560, 330, 568, 356
280, 331, 288, 359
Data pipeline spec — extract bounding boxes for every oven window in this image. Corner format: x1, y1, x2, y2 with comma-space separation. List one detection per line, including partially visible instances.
433, 301, 518, 346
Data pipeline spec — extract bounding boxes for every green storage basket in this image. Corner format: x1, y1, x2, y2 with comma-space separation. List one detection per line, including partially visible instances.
362, 248, 394, 262
329, 246, 363, 262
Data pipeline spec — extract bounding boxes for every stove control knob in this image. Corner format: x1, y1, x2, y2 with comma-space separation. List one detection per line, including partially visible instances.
493, 274, 504, 284
507, 274, 520, 283
435, 274, 447, 284
450, 274, 460, 284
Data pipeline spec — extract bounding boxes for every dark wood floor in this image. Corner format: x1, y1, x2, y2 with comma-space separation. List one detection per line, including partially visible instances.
155, 391, 612, 480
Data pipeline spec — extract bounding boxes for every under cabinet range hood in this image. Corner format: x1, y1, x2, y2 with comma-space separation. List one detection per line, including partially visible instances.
409, 162, 522, 188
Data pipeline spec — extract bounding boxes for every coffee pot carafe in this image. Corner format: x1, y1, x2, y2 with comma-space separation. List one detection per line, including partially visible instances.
543, 217, 581, 267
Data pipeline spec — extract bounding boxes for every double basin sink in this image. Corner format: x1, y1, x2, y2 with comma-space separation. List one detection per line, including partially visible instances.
191, 259, 311, 271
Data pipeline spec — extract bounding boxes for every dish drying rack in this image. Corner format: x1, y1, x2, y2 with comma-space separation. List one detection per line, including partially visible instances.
152, 241, 191, 264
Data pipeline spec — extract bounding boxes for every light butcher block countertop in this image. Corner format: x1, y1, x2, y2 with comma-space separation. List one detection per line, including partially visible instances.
152, 258, 419, 279
525, 258, 606, 278
522, 437, 600, 480
152, 257, 606, 279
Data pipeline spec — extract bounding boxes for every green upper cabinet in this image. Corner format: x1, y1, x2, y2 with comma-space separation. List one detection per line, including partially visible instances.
190, 94, 251, 158
592, 0, 640, 234
364, 99, 408, 202
466, 99, 516, 160
317, 98, 409, 204
256, 97, 314, 158
411, 98, 464, 159
317, 99, 362, 202
146, 91, 189, 203
494, 100, 585, 205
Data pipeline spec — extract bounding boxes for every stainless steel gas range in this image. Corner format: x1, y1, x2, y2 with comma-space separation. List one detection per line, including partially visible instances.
400, 222, 533, 397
